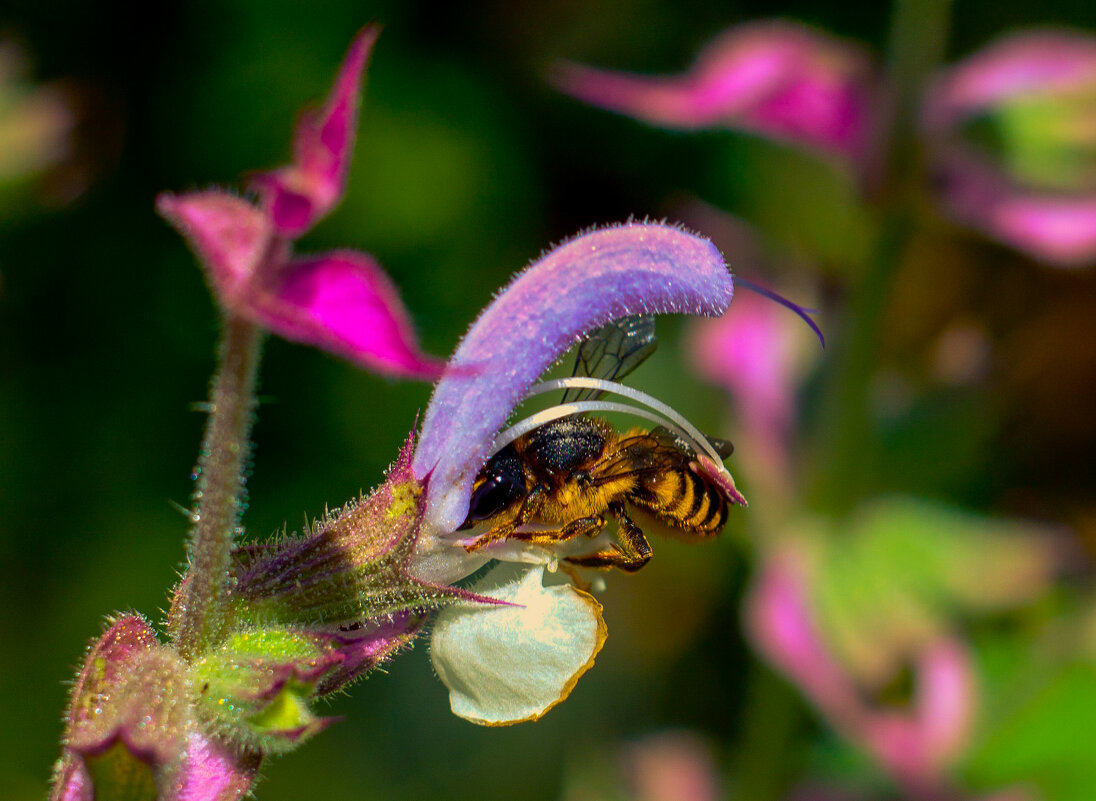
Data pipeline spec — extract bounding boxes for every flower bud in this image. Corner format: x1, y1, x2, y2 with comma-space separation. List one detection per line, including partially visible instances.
52, 616, 187, 801
230, 438, 459, 635
189, 628, 341, 753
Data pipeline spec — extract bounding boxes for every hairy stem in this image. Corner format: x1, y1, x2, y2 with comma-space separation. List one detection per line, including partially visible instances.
172, 314, 262, 660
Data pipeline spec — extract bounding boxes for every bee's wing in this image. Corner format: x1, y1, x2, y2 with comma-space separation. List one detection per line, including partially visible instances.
648, 424, 734, 460
586, 432, 691, 486
561, 315, 657, 403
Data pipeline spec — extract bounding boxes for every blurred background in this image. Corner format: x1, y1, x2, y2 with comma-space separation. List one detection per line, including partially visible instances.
3, 0, 1095, 799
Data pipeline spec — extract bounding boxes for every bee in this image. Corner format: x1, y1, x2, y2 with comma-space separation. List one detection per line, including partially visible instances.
458, 316, 741, 573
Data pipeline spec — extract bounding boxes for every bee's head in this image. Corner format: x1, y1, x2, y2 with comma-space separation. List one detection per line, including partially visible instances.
458, 445, 527, 529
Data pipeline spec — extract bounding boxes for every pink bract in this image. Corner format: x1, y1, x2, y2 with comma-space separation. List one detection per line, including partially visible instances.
159, 26, 442, 378
250, 26, 379, 237
552, 21, 876, 162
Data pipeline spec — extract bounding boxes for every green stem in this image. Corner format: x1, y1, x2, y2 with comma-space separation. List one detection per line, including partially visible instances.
807, 0, 953, 513
171, 314, 262, 660
732, 665, 805, 801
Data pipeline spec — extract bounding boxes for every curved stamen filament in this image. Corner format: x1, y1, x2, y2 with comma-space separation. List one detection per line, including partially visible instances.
489, 377, 735, 484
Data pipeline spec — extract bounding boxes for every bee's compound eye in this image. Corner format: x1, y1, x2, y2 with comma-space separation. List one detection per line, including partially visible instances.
465, 474, 524, 522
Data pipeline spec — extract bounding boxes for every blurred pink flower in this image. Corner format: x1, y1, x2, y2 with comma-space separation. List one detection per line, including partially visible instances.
551, 21, 877, 162
622, 732, 720, 801
159, 26, 442, 378
746, 550, 976, 786
925, 30, 1096, 267
687, 284, 818, 497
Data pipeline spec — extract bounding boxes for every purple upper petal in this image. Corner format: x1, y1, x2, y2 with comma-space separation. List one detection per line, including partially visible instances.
253, 250, 444, 378
251, 25, 379, 237
552, 21, 875, 161
412, 222, 733, 533
157, 192, 272, 306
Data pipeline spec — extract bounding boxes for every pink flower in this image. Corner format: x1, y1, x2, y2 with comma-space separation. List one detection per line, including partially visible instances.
746, 548, 976, 787
551, 21, 877, 163
925, 30, 1096, 267
158, 26, 442, 377
407, 222, 741, 725
622, 732, 721, 801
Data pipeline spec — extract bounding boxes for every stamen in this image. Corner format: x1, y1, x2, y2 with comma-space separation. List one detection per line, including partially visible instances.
735, 276, 825, 348
489, 377, 735, 487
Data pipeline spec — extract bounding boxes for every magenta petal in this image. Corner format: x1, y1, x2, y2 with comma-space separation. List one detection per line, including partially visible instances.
412, 222, 733, 533
746, 552, 858, 715
690, 290, 800, 439
748, 553, 977, 782
936, 151, 1096, 266
552, 21, 874, 160
252, 25, 380, 236
861, 638, 976, 780
253, 250, 443, 378
176, 732, 260, 801
157, 191, 272, 305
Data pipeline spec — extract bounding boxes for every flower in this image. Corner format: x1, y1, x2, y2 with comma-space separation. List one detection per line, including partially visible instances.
746, 548, 977, 786
745, 498, 1058, 786
924, 30, 1096, 266
408, 222, 739, 725
158, 26, 442, 377
550, 21, 877, 163
192, 222, 740, 727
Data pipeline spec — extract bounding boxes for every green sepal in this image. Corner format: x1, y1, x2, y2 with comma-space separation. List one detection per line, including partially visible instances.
965, 84, 1096, 193
53, 615, 192, 801
189, 628, 339, 754
83, 740, 159, 801
228, 440, 465, 630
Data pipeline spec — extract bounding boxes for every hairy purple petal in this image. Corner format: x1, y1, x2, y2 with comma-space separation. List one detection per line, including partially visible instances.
253, 251, 443, 378
157, 192, 272, 305
251, 25, 379, 236
412, 222, 733, 533
552, 21, 875, 161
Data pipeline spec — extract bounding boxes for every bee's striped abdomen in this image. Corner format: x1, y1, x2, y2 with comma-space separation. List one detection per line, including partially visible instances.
636, 468, 729, 537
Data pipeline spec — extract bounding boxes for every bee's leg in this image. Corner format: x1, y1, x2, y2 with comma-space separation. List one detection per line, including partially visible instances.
565, 505, 652, 573
462, 485, 547, 552
509, 515, 606, 545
